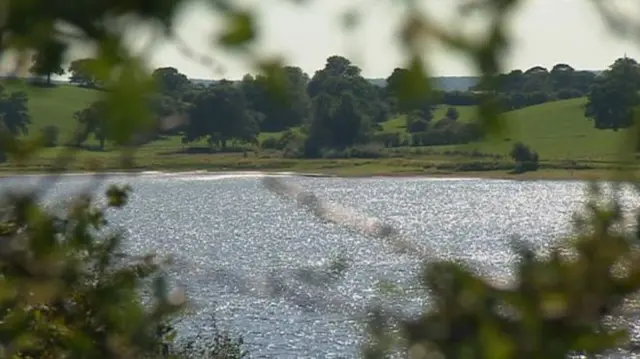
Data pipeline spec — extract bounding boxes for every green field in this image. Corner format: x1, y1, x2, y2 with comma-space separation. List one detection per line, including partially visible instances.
435, 98, 628, 161
380, 99, 628, 161
3, 82, 101, 137
0, 82, 634, 178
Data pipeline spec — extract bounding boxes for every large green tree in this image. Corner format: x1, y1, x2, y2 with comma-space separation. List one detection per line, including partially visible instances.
304, 56, 388, 155
29, 40, 66, 86
385, 67, 435, 120
585, 57, 640, 130
241, 66, 312, 132
307, 56, 388, 124
68, 58, 100, 88
74, 101, 108, 150
307, 56, 363, 98
306, 92, 370, 153
183, 81, 260, 149
152, 67, 192, 98
149, 94, 190, 135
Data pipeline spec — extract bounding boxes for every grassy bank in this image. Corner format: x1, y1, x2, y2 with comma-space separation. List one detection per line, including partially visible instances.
0, 147, 635, 181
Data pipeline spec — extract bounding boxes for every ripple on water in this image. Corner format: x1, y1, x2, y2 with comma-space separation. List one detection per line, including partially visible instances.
1, 173, 639, 358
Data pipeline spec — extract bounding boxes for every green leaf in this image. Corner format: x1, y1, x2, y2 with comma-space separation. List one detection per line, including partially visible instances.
106, 185, 131, 208
341, 9, 360, 30
218, 10, 256, 48
257, 58, 287, 103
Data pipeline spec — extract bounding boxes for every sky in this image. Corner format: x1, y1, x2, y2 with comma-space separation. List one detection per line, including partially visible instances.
49, 0, 640, 80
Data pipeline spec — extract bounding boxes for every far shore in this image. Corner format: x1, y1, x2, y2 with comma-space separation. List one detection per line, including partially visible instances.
0, 166, 633, 182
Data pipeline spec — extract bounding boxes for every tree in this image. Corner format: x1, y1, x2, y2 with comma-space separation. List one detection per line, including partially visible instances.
307, 55, 362, 98
305, 91, 373, 155
405, 110, 429, 133
303, 56, 387, 156
303, 93, 335, 157
149, 94, 190, 135
467, 63, 597, 109
0, 89, 31, 136
494, 69, 526, 93
585, 57, 640, 130
329, 92, 371, 147
385, 67, 434, 120
550, 63, 575, 91
445, 107, 459, 121
510, 141, 539, 172
68, 58, 100, 88
152, 67, 192, 98
303, 55, 387, 156
29, 40, 66, 86
183, 81, 260, 149
241, 66, 312, 132
74, 101, 109, 149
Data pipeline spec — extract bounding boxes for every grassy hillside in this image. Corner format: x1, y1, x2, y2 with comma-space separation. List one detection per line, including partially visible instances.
2, 82, 101, 137
432, 98, 627, 161
381, 105, 478, 132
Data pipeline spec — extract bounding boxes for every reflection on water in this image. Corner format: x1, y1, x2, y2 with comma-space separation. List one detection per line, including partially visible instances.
0, 172, 638, 358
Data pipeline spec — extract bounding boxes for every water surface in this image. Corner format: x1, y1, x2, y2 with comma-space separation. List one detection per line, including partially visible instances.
0, 172, 636, 358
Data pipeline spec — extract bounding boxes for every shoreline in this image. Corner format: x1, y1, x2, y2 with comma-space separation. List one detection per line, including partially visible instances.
0, 166, 630, 182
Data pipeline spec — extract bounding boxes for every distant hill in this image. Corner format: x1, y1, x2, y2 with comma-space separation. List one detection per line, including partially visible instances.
29, 70, 605, 93
191, 76, 480, 91
368, 72, 604, 91
189, 79, 218, 86
367, 77, 480, 91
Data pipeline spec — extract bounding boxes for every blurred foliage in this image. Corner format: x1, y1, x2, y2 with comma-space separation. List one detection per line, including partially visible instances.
1, 0, 640, 358
0, 184, 246, 358
363, 184, 640, 358
0, 185, 183, 358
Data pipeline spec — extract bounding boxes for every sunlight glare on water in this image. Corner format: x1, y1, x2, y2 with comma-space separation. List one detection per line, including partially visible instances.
1, 172, 639, 358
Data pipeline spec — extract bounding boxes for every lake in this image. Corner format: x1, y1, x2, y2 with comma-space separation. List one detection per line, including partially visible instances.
1, 172, 638, 358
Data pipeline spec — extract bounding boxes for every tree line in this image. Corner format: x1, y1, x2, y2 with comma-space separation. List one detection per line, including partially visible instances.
9, 55, 640, 160
67, 55, 478, 157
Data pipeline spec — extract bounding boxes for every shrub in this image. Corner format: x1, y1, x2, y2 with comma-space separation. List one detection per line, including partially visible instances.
406, 118, 429, 133
320, 144, 387, 159
348, 143, 387, 158
371, 132, 402, 148
162, 314, 247, 358
262, 130, 305, 154
409, 121, 481, 147
261, 136, 279, 150
509, 141, 540, 173
444, 106, 459, 121
283, 145, 304, 158
435, 161, 512, 172
406, 110, 429, 133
